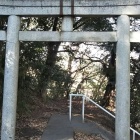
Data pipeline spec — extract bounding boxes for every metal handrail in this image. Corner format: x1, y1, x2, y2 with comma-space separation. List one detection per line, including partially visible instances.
69, 93, 140, 140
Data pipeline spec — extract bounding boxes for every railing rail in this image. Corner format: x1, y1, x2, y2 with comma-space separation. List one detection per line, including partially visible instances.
69, 93, 140, 140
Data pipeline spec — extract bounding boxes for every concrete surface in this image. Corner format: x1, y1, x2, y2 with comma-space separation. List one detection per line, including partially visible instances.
0, 0, 140, 16
116, 15, 130, 140
1, 15, 20, 140
41, 114, 114, 140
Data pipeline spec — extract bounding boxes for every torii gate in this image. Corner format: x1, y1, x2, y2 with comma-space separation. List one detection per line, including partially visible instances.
0, 0, 140, 140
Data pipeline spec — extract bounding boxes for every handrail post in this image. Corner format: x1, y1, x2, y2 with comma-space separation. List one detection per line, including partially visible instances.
82, 96, 85, 123
69, 94, 72, 121
133, 131, 135, 140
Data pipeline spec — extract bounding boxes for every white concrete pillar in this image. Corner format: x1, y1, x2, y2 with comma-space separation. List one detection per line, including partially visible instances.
1, 15, 20, 140
62, 16, 73, 31
116, 15, 130, 140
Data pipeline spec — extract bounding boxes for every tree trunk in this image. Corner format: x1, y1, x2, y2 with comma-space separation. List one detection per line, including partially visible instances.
101, 48, 116, 107
39, 17, 61, 102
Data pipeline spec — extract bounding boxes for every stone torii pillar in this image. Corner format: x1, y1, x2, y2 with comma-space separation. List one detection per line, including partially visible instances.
116, 15, 130, 140
1, 15, 20, 140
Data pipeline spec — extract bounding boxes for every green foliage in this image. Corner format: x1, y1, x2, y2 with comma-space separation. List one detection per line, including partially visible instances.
43, 65, 72, 99
130, 43, 140, 131
82, 17, 113, 31
73, 17, 114, 31
0, 17, 7, 108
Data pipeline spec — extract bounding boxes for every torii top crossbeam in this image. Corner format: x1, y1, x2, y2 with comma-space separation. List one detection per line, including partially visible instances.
1, 0, 140, 16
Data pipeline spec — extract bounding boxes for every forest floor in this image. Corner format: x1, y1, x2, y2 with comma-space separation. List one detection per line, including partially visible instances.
15, 96, 115, 140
